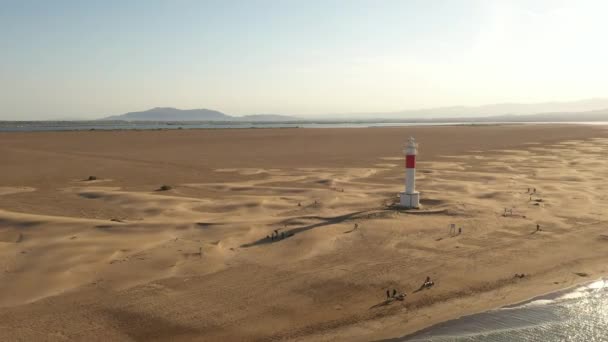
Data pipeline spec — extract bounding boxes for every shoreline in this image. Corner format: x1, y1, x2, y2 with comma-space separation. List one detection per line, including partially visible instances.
381, 275, 607, 341
0, 121, 607, 133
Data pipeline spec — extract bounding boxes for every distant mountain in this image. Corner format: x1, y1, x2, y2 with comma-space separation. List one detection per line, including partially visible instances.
101, 98, 608, 122
237, 114, 296, 121
474, 108, 608, 122
317, 108, 608, 123
405, 98, 608, 118
101, 108, 297, 121
102, 107, 231, 121
323, 98, 608, 120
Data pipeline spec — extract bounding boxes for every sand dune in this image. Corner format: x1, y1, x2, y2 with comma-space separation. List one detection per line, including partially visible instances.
1, 125, 608, 341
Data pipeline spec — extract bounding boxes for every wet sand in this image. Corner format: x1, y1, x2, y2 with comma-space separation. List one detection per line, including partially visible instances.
1, 124, 608, 341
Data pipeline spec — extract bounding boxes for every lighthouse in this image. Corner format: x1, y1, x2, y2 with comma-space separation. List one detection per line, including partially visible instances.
399, 137, 420, 208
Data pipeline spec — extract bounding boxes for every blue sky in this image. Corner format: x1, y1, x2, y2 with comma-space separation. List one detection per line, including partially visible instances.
1, 0, 607, 119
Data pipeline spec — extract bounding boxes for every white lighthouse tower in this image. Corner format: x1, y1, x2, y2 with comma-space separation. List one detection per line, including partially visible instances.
399, 137, 420, 208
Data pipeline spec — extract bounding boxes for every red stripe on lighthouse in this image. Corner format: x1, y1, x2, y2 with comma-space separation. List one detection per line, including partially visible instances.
406, 155, 416, 168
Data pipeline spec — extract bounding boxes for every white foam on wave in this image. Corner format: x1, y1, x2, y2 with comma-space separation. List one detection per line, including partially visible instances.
509, 299, 555, 309
557, 279, 607, 301
502, 279, 607, 311
587, 279, 606, 290
558, 290, 587, 301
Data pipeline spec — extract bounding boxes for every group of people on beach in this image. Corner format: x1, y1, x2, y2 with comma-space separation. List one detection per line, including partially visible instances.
267, 229, 285, 241
297, 200, 320, 208
385, 276, 435, 301
528, 187, 544, 232
386, 288, 406, 301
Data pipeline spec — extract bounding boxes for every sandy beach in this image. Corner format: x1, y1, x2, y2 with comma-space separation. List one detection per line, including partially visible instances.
1, 124, 608, 341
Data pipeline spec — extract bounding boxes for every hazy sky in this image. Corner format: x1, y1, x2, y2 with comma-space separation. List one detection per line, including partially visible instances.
1, 0, 607, 119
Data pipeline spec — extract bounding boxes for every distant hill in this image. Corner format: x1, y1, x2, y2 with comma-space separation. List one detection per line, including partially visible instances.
475, 108, 608, 122
237, 114, 296, 121
102, 108, 297, 121
100, 99, 608, 122
321, 108, 608, 123
102, 107, 231, 121
403, 98, 608, 118
324, 98, 608, 120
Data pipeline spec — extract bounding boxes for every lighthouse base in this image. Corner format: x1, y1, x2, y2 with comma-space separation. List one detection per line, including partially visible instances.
399, 191, 420, 209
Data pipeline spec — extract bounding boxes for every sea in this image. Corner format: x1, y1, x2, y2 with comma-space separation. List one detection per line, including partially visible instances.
1, 121, 607, 132
387, 279, 608, 342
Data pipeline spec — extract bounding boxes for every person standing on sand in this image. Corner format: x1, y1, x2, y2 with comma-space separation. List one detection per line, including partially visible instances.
392, 289, 397, 297
386, 290, 390, 299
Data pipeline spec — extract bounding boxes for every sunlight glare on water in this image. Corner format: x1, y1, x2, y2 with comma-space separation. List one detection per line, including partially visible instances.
401, 279, 608, 342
